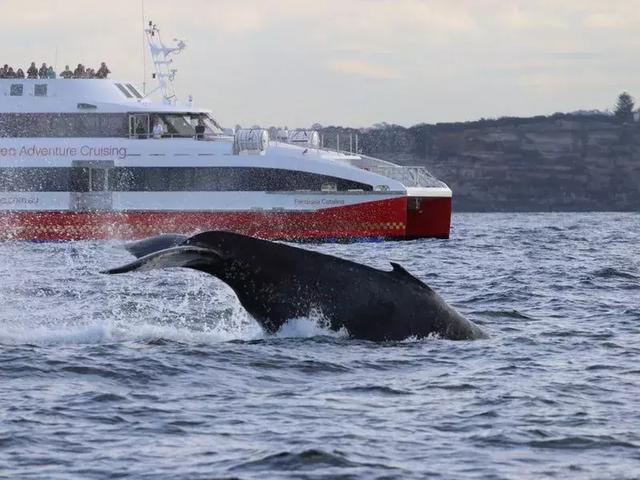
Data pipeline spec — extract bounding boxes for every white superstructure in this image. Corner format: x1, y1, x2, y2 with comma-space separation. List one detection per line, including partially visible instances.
0, 26, 452, 241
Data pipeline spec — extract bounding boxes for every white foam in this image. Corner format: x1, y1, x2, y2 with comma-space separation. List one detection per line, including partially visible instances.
275, 312, 348, 339
0, 313, 347, 347
0, 324, 113, 346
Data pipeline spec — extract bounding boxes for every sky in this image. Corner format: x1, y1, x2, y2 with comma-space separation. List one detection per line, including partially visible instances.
2, 0, 639, 128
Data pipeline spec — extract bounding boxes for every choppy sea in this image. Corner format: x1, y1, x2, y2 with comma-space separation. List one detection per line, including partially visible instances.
1, 212, 639, 479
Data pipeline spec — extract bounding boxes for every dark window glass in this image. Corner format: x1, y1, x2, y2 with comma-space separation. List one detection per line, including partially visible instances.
70, 167, 90, 192
0, 167, 372, 192
34, 84, 47, 97
10, 84, 23, 96
0, 113, 128, 137
90, 168, 107, 191
107, 167, 372, 192
115, 83, 133, 98
126, 84, 143, 99
0, 168, 71, 191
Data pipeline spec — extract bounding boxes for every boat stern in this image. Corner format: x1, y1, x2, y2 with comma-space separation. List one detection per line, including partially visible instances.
405, 187, 452, 239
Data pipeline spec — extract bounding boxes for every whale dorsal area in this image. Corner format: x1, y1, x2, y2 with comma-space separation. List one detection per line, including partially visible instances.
389, 262, 432, 291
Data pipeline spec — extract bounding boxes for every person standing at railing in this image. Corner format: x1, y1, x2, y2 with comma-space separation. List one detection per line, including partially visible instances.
27, 62, 38, 79
135, 121, 147, 139
195, 119, 205, 140
152, 118, 165, 139
38, 63, 48, 79
60, 65, 73, 79
96, 62, 110, 79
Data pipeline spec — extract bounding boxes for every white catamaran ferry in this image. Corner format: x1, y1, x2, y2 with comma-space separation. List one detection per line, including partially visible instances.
0, 24, 452, 242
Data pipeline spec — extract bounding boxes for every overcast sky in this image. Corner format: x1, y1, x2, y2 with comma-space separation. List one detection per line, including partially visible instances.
2, 0, 639, 128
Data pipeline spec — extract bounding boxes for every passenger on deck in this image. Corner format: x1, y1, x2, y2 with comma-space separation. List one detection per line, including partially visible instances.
47, 66, 56, 79
27, 62, 38, 79
152, 118, 165, 139
6, 67, 15, 78
73, 64, 85, 79
135, 121, 147, 139
195, 119, 205, 140
15, 68, 25, 79
38, 63, 48, 79
60, 65, 73, 79
96, 62, 110, 79
0, 65, 8, 78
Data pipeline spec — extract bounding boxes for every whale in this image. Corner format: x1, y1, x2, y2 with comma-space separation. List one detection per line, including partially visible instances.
103, 231, 486, 341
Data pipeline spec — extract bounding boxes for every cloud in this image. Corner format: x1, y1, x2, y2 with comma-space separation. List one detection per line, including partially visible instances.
327, 60, 403, 80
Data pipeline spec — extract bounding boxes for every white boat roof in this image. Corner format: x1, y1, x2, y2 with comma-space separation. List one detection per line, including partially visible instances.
0, 78, 209, 114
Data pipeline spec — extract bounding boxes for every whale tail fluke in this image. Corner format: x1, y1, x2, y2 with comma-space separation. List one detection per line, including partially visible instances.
124, 234, 189, 258
102, 246, 222, 275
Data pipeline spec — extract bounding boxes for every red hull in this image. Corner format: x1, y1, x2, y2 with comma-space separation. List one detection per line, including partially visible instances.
0, 197, 451, 241
406, 197, 452, 239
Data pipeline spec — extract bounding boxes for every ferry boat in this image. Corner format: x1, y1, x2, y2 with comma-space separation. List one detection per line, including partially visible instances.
0, 25, 452, 242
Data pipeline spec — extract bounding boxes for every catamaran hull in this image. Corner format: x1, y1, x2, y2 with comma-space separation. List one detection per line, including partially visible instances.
0, 196, 451, 241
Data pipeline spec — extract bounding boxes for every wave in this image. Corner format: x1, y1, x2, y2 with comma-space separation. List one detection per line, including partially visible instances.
232, 449, 371, 471
472, 309, 533, 320
0, 314, 347, 347
591, 267, 638, 280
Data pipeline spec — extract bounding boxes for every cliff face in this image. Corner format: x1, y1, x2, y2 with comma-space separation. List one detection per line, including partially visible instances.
320, 115, 640, 211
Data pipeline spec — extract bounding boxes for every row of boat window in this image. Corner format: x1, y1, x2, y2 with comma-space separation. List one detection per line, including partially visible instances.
0, 167, 372, 192
0, 113, 129, 138
0, 113, 209, 138
7, 82, 138, 98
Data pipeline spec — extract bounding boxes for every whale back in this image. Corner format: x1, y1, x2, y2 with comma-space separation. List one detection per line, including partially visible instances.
103, 231, 486, 341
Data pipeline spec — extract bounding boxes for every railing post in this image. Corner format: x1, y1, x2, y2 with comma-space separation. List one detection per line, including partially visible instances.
337, 134, 340, 153
355, 134, 359, 154
350, 134, 353, 154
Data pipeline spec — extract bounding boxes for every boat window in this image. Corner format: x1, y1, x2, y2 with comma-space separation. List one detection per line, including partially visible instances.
0, 113, 129, 137
34, 84, 47, 97
156, 114, 195, 138
115, 83, 133, 98
10, 84, 23, 96
0, 167, 373, 193
0, 167, 71, 192
106, 167, 373, 192
200, 114, 223, 135
126, 83, 143, 99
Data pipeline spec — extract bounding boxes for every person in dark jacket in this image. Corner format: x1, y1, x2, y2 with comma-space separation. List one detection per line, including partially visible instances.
27, 62, 38, 79
73, 64, 85, 78
195, 119, 206, 140
38, 63, 48, 79
60, 65, 73, 79
96, 62, 110, 79
135, 121, 147, 139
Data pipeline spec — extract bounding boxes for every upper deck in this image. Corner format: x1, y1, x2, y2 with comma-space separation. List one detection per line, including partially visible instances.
0, 79, 450, 195
0, 78, 205, 115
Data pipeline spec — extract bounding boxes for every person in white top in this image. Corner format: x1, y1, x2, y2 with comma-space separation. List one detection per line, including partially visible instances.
152, 119, 165, 139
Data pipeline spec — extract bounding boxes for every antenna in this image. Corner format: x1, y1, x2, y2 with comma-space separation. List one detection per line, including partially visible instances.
141, 0, 146, 95
144, 22, 186, 105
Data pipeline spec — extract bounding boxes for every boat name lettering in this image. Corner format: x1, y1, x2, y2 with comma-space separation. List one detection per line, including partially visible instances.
0, 195, 39, 205
294, 198, 346, 206
0, 145, 127, 159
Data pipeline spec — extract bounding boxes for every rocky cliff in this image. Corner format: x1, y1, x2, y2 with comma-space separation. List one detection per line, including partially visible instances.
320, 115, 640, 211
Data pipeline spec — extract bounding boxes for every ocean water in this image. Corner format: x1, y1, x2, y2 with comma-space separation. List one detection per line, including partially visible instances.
1, 212, 639, 479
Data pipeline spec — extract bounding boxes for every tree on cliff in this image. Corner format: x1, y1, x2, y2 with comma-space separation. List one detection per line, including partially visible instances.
614, 92, 635, 122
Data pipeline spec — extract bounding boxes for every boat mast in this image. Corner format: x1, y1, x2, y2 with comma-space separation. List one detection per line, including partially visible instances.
144, 21, 186, 105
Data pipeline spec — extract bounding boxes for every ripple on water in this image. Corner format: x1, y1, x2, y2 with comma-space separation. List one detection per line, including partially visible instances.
1, 213, 640, 479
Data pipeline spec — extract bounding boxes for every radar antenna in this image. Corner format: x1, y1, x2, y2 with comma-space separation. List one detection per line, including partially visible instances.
144, 21, 186, 105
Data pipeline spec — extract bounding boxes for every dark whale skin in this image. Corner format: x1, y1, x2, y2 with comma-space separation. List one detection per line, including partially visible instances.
104, 231, 486, 341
